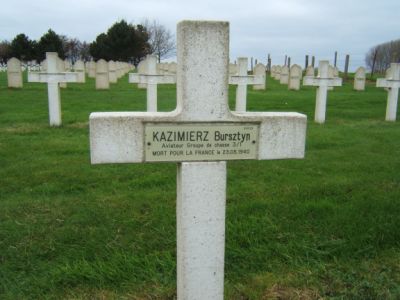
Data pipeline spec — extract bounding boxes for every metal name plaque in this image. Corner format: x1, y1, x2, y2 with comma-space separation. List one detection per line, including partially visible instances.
144, 123, 259, 162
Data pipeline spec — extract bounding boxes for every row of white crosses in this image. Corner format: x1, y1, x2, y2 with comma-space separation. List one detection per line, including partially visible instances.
28, 52, 83, 126
303, 61, 400, 122
128, 54, 266, 113
275, 63, 367, 92
90, 20, 307, 300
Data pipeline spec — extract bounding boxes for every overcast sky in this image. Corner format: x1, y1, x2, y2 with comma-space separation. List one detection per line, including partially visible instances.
1, 0, 399, 70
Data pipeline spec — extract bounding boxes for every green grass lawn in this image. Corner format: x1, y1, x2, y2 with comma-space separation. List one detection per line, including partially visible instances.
0, 72, 399, 299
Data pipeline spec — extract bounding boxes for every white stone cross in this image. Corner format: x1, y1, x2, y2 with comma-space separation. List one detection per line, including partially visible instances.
128, 54, 176, 112
229, 57, 264, 112
376, 63, 400, 121
90, 21, 306, 300
303, 60, 342, 123
28, 52, 80, 126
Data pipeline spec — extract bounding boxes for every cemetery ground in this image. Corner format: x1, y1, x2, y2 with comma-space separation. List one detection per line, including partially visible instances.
0, 72, 399, 299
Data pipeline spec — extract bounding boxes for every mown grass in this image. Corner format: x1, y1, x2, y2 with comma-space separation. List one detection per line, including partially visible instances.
0, 71, 399, 299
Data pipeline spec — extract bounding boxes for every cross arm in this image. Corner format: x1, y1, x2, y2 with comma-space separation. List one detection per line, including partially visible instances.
302, 76, 317, 86
90, 111, 307, 164
229, 75, 264, 85
28, 72, 79, 83
377, 78, 400, 89
303, 76, 342, 87
128, 73, 177, 84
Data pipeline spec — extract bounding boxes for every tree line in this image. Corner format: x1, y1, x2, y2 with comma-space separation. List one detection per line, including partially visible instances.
0, 20, 175, 65
365, 39, 400, 75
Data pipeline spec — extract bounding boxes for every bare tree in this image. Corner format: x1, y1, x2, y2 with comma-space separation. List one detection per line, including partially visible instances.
0, 40, 11, 64
142, 19, 175, 62
61, 36, 82, 63
366, 39, 400, 74
79, 41, 91, 61
60, 36, 93, 62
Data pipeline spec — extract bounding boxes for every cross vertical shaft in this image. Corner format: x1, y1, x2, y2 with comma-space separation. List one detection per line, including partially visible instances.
386, 87, 399, 121
146, 55, 158, 112
176, 21, 230, 121
176, 21, 229, 300
235, 57, 248, 111
303, 60, 342, 123
47, 52, 62, 126
315, 61, 329, 124
177, 162, 226, 299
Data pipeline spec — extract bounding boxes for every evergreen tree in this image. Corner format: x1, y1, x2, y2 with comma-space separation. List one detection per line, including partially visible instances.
90, 20, 150, 63
0, 40, 11, 63
10, 34, 36, 61
37, 29, 65, 61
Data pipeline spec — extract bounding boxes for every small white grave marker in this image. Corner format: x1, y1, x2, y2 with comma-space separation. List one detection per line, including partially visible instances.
353, 67, 366, 91
280, 66, 289, 85
129, 55, 176, 112
73, 60, 86, 83
303, 60, 342, 123
274, 65, 282, 80
90, 21, 306, 300
7, 57, 23, 88
289, 64, 302, 90
108, 60, 117, 83
229, 57, 264, 112
28, 52, 80, 126
252, 63, 266, 90
88, 61, 96, 78
376, 63, 400, 121
95, 59, 110, 89
305, 66, 315, 77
